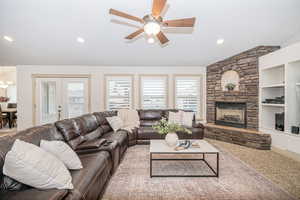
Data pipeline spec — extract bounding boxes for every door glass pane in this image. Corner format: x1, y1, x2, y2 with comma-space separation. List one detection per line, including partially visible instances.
67, 82, 85, 118
41, 81, 57, 123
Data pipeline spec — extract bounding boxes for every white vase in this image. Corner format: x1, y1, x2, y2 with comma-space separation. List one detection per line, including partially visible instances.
165, 133, 179, 147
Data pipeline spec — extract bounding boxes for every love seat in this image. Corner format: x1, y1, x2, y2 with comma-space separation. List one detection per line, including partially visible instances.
0, 109, 204, 200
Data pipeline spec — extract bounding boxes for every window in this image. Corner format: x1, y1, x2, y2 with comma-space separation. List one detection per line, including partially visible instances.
67, 82, 85, 118
106, 76, 133, 110
175, 76, 202, 113
140, 75, 168, 109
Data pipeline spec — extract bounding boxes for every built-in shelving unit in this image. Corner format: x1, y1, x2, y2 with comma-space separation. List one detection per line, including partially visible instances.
259, 42, 300, 154
261, 103, 285, 107
261, 83, 285, 88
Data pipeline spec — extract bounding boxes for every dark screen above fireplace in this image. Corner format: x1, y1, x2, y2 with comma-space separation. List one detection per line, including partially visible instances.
215, 102, 247, 128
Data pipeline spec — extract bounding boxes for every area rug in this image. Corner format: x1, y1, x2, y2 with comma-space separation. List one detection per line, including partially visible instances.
102, 145, 296, 200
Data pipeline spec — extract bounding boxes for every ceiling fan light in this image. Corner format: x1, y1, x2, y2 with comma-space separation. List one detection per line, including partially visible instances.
144, 22, 161, 35
147, 37, 155, 44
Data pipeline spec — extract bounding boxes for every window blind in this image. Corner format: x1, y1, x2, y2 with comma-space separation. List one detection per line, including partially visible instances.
141, 76, 167, 109
106, 77, 132, 110
175, 77, 201, 112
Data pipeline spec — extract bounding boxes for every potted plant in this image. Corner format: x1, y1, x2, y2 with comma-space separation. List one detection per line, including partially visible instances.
153, 118, 192, 147
225, 83, 236, 91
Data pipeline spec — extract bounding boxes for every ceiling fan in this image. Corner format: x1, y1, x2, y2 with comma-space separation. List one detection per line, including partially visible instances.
109, 0, 196, 45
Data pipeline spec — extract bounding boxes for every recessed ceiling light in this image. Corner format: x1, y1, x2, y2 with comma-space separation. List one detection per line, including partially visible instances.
3, 36, 14, 42
217, 38, 224, 45
77, 37, 85, 43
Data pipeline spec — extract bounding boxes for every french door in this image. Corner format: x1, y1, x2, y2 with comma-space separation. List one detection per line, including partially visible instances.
35, 77, 89, 125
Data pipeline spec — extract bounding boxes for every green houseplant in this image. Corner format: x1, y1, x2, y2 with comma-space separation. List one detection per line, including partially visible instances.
153, 118, 192, 146
225, 83, 236, 91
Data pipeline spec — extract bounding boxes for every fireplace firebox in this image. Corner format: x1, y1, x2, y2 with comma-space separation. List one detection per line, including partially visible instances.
215, 102, 247, 128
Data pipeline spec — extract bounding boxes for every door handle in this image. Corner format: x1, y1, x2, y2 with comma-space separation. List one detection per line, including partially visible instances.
58, 106, 62, 120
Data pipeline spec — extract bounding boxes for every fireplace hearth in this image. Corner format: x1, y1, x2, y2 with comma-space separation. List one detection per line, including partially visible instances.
215, 102, 247, 128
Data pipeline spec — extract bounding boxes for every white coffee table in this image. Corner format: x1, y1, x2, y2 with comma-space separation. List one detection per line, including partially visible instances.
149, 140, 219, 178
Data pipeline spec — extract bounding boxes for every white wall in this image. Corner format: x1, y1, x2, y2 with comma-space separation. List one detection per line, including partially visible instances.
17, 66, 206, 131
0, 66, 17, 104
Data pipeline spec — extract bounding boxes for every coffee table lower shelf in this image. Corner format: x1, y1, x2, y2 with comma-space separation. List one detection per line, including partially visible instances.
150, 152, 219, 178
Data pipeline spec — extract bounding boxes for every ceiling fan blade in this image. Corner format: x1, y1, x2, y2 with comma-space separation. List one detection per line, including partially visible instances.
125, 29, 144, 39
163, 17, 196, 27
156, 31, 169, 45
152, 0, 167, 18
109, 9, 144, 23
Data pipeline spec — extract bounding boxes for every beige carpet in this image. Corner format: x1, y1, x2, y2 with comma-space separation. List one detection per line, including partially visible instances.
103, 144, 297, 200
207, 139, 300, 200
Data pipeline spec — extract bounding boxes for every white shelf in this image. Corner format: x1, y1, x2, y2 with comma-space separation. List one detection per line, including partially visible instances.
261, 103, 285, 107
260, 127, 285, 134
296, 83, 300, 86
261, 83, 285, 88
261, 64, 285, 71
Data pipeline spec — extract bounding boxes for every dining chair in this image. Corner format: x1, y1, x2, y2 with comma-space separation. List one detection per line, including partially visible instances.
7, 103, 17, 108
0, 105, 8, 129
6, 103, 17, 127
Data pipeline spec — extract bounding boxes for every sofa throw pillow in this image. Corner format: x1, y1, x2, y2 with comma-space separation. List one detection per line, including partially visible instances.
106, 116, 124, 132
117, 109, 140, 128
40, 140, 83, 170
181, 111, 194, 127
3, 139, 73, 190
168, 111, 183, 125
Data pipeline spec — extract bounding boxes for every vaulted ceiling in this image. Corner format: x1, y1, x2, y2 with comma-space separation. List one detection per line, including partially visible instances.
1, 0, 300, 66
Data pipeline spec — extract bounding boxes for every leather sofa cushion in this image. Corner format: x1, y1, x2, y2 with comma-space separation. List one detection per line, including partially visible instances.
102, 132, 127, 147
137, 127, 164, 140
0, 175, 30, 191
0, 189, 68, 200
84, 127, 104, 141
80, 114, 99, 134
67, 136, 86, 150
55, 118, 86, 149
138, 110, 163, 120
93, 111, 117, 126
140, 120, 158, 127
67, 151, 112, 200
137, 127, 195, 140
100, 125, 113, 134
102, 131, 128, 156
55, 118, 84, 141
76, 139, 107, 150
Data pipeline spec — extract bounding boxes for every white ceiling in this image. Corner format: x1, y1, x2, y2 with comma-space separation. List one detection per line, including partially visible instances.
1, 0, 300, 66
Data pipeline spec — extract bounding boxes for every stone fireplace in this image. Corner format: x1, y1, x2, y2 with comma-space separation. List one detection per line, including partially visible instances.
203, 46, 280, 150
215, 102, 247, 128
206, 46, 280, 130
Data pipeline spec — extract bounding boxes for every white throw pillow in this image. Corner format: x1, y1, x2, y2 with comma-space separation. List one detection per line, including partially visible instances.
168, 111, 182, 125
40, 140, 83, 170
117, 109, 140, 128
3, 139, 73, 190
106, 116, 124, 132
181, 111, 194, 127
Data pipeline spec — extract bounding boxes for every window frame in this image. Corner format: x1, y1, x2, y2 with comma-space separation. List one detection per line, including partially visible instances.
173, 74, 204, 119
139, 74, 169, 109
104, 74, 134, 110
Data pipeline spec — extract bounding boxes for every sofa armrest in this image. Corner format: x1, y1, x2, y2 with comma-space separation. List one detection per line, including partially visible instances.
192, 121, 204, 129
0, 189, 68, 200
75, 138, 107, 150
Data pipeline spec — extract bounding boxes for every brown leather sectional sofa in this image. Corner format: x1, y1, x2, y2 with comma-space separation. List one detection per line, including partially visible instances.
0, 109, 204, 200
